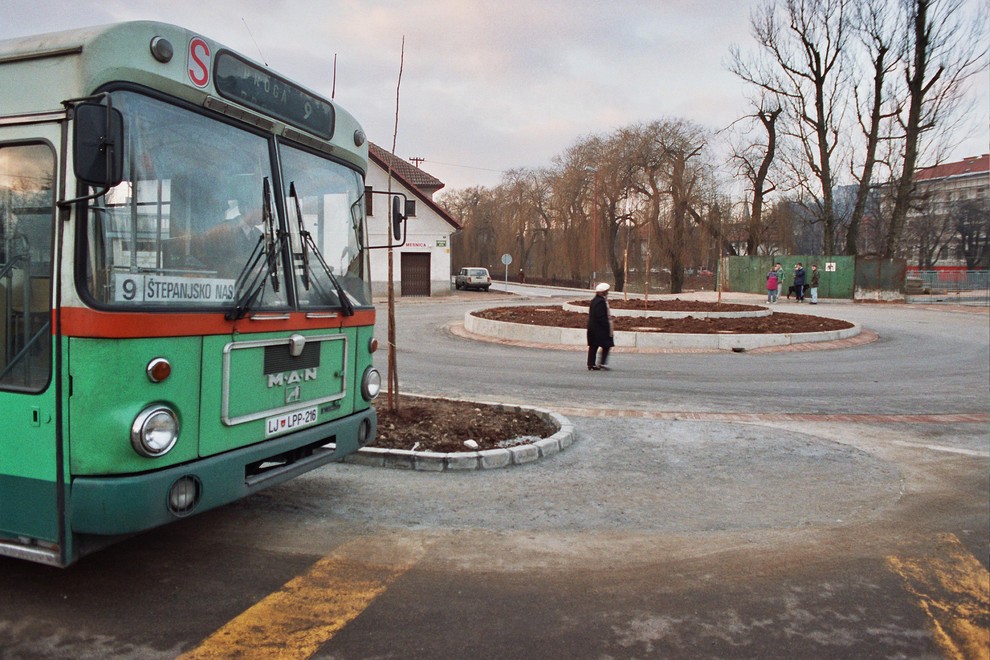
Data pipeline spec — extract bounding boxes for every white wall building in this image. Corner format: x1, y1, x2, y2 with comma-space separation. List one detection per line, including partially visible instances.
365, 143, 461, 296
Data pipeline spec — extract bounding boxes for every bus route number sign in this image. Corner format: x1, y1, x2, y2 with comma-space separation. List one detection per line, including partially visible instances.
266, 406, 318, 437
213, 51, 334, 140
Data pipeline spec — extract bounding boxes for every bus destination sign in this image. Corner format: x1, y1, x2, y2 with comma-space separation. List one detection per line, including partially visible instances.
214, 51, 334, 140
113, 273, 236, 304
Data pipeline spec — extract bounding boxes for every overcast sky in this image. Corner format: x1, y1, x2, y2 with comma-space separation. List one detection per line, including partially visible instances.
2, 0, 987, 191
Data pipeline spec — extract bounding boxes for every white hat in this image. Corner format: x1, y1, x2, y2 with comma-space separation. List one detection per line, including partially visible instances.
595, 282, 610, 292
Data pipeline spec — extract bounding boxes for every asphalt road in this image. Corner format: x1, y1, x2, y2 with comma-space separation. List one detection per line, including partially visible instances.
1, 290, 987, 659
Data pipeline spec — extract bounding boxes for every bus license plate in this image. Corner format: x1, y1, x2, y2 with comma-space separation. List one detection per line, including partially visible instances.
265, 406, 318, 437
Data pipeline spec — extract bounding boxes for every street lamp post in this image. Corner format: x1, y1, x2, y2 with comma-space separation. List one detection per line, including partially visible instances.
623, 218, 634, 302
644, 219, 652, 303
622, 193, 633, 301
592, 170, 599, 286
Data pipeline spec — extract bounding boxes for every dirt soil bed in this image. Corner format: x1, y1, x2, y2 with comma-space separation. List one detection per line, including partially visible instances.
372, 397, 557, 452
474, 302, 854, 334
568, 298, 763, 312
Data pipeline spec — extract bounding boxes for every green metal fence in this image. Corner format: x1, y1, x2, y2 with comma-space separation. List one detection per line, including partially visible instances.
910, 270, 990, 305
720, 256, 906, 301
915, 270, 990, 291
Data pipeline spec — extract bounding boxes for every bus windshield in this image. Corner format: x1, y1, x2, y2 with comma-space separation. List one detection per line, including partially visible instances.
280, 143, 370, 308
81, 90, 368, 311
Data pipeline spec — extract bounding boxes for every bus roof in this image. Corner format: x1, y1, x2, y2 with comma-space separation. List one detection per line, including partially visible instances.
0, 21, 367, 172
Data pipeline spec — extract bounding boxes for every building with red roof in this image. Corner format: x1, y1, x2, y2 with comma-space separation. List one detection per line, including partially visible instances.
365, 144, 462, 296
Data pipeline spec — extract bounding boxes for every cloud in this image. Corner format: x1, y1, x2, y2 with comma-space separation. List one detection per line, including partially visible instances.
1, 0, 986, 191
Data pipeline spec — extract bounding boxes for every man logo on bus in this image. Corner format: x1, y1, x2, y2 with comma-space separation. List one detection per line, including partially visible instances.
187, 37, 211, 88
267, 368, 318, 389
285, 386, 302, 404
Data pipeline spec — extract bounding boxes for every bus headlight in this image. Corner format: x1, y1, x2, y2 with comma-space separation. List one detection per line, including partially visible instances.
361, 367, 382, 401
131, 405, 180, 457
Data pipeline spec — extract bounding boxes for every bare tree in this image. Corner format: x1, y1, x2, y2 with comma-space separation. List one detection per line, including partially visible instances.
443, 187, 500, 270
501, 169, 541, 275
906, 196, 957, 267
845, 0, 899, 255
550, 157, 594, 282
956, 199, 990, 269
883, 0, 988, 257
628, 120, 710, 294
525, 170, 556, 280
730, 0, 850, 255
664, 141, 706, 293
731, 105, 783, 254
384, 36, 405, 412
575, 132, 639, 292
446, 123, 720, 292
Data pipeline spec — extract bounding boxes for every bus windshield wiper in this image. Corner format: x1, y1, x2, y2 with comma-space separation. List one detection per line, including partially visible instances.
226, 177, 281, 320
225, 233, 266, 321
261, 176, 281, 294
289, 182, 311, 291
290, 182, 354, 317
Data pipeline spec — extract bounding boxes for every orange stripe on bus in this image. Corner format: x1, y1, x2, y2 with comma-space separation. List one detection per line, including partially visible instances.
58, 307, 375, 338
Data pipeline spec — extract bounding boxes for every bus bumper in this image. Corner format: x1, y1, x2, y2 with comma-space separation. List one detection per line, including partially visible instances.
69, 408, 376, 536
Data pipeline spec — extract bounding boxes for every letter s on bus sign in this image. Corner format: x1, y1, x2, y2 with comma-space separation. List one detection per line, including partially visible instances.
187, 37, 211, 88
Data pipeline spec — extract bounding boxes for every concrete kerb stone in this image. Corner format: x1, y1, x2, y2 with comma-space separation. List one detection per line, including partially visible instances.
463, 309, 861, 351
343, 395, 575, 472
509, 443, 540, 464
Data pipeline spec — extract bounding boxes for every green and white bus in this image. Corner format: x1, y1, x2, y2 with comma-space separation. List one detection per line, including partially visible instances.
0, 21, 396, 566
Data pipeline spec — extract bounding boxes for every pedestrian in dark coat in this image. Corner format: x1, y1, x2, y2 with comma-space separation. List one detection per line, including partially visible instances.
793, 263, 806, 302
587, 283, 614, 370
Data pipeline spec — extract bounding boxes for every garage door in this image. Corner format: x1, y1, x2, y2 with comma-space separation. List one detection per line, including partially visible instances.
400, 252, 431, 296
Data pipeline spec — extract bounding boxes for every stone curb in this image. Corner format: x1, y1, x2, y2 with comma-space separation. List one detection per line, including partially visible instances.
561, 301, 772, 319
343, 395, 575, 472
464, 310, 861, 351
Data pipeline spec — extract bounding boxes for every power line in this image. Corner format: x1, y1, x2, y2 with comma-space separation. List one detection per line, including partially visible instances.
420, 159, 505, 173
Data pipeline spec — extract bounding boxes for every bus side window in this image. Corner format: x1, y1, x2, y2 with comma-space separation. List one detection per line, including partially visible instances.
0, 143, 55, 390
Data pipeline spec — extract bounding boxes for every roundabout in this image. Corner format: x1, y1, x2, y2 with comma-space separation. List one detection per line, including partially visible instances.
464, 298, 863, 352
349, 294, 872, 471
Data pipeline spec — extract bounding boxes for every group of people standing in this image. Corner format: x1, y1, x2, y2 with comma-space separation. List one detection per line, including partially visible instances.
766, 262, 820, 304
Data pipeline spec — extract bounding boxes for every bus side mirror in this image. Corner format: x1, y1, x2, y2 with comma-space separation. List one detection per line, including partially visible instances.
391, 195, 405, 241
73, 102, 124, 188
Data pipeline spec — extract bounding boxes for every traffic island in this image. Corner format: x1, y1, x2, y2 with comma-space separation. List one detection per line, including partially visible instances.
344, 395, 576, 471
464, 301, 861, 352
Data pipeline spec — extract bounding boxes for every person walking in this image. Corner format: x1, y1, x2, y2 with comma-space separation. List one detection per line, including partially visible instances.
793, 263, 806, 302
766, 266, 780, 303
810, 264, 820, 304
587, 282, 614, 371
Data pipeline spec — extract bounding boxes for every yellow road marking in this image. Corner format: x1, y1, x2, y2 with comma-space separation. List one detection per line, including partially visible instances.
180, 537, 424, 659
887, 533, 990, 660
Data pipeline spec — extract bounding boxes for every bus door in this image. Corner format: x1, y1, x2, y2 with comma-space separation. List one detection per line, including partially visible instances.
0, 134, 59, 556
